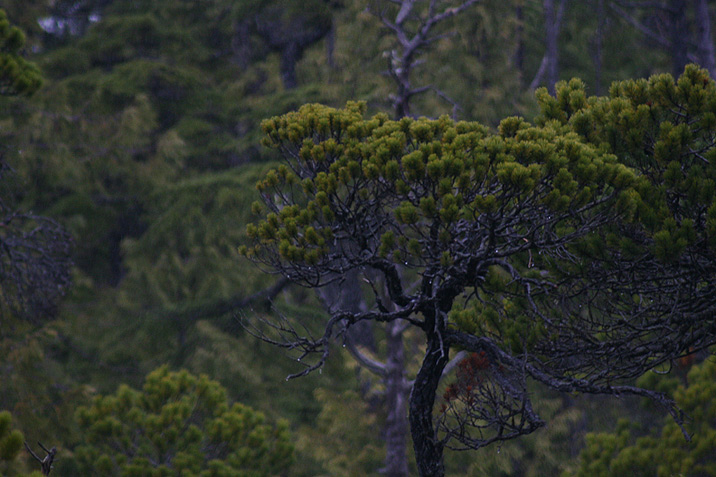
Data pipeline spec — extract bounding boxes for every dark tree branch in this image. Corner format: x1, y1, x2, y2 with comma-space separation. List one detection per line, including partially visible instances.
376, 0, 481, 117
24, 441, 56, 476
159, 277, 291, 323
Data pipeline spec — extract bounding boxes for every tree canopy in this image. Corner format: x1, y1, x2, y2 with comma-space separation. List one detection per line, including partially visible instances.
244, 65, 716, 475
575, 357, 716, 477
0, 9, 41, 96
72, 366, 294, 476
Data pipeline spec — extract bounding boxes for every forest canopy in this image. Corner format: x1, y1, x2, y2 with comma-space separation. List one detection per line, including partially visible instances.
2, 1, 716, 475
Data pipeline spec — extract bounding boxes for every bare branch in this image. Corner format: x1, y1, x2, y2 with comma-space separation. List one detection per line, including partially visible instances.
346, 338, 389, 376
24, 441, 56, 475
439, 350, 467, 382
159, 277, 291, 323
376, 0, 481, 117
608, 2, 670, 48
529, 54, 549, 90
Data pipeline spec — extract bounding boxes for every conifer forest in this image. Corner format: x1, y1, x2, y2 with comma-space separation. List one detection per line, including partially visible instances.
4, 1, 716, 475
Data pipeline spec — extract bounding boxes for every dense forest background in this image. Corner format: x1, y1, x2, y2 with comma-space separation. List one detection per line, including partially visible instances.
2, 0, 716, 475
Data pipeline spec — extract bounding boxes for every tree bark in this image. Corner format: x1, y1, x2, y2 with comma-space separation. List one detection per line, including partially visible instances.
280, 42, 300, 89
383, 321, 409, 477
544, 0, 561, 94
696, 0, 716, 78
669, 0, 689, 78
381, 0, 480, 117
530, 0, 567, 92
410, 327, 450, 477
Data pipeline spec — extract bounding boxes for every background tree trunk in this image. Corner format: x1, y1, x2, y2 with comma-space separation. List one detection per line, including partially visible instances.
514, 1, 525, 88
545, 0, 559, 94
669, 0, 688, 77
592, 0, 605, 95
383, 320, 409, 477
530, 0, 567, 92
697, 0, 716, 78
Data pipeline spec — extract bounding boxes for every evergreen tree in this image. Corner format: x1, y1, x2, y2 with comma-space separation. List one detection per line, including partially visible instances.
574, 357, 716, 477
72, 366, 294, 476
0, 410, 46, 476
0, 9, 41, 96
0, 410, 27, 476
244, 66, 716, 475
0, 8, 71, 322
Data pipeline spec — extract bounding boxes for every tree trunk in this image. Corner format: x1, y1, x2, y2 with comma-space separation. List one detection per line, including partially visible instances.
514, 2, 525, 88
531, 0, 567, 92
319, 270, 414, 476
410, 331, 449, 477
696, 0, 716, 78
669, 0, 688, 78
326, 21, 336, 69
280, 42, 300, 89
318, 269, 375, 350
544, 0, 559, 94
592, 0, 605, 95
231, 20, 252, 68
383, 321, 409, 477
394, 66, 413, 119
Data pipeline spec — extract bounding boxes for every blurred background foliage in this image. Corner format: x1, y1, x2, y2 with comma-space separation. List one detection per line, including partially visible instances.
0, 0, 715, 474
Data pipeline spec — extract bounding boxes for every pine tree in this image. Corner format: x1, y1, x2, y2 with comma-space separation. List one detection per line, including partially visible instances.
574, 358, 716, 477
0, 9, 41, 96
244, 65, 716, 475
72, 366, 294, 476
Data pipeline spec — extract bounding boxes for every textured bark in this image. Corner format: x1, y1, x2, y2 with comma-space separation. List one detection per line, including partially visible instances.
410, 331, 449, 477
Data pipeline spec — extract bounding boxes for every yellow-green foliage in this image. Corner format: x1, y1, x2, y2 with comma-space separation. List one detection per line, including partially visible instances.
0, 411, 22, 463
246, 101, 636, 275
573, 359, 716, 477
0, 410, 42, 476
0, 9, 42, 96
73, 366, 294, 476
539, 64, 716, 262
